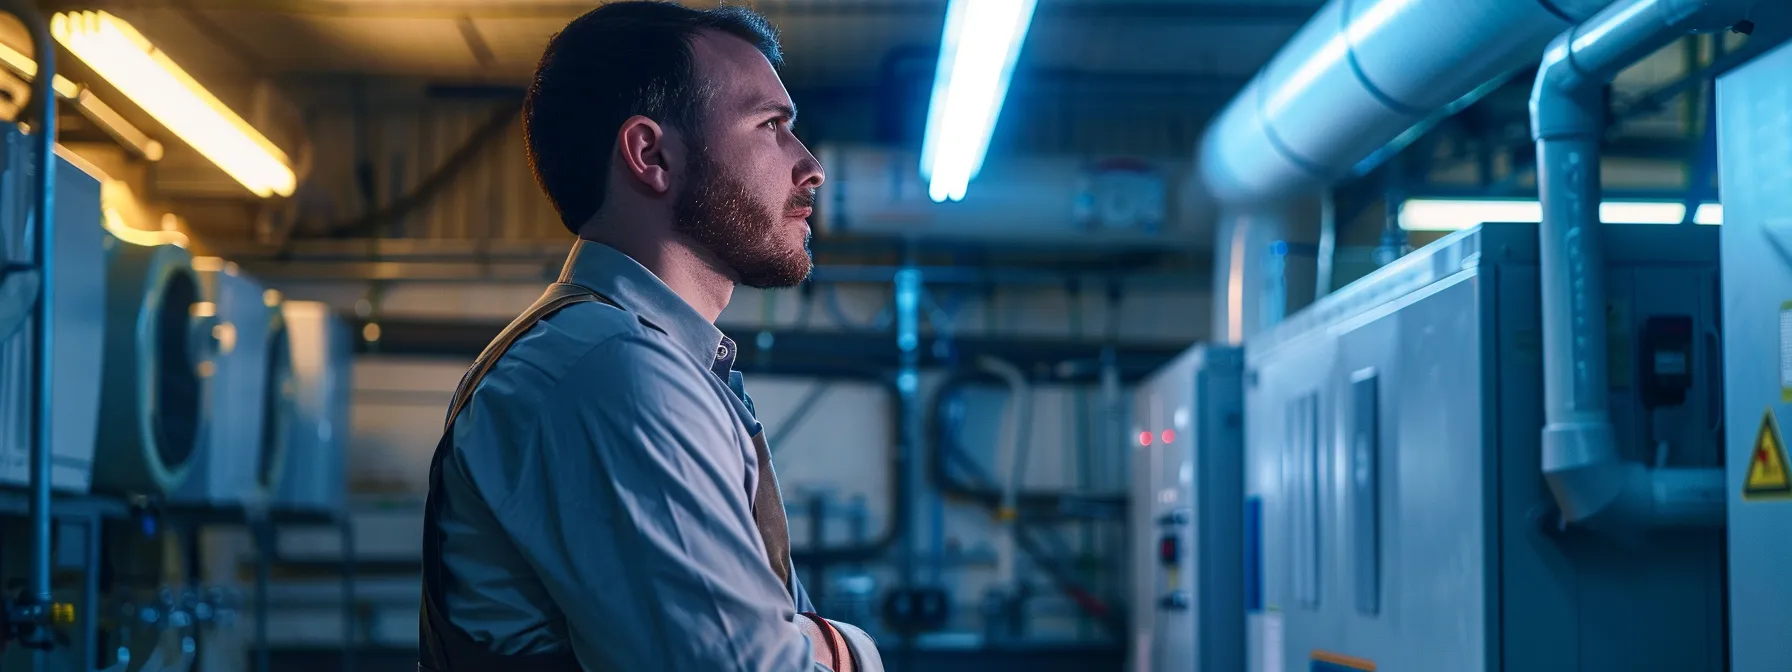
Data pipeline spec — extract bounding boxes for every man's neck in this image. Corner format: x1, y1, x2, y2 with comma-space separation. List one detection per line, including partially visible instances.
580, 230, 734, 323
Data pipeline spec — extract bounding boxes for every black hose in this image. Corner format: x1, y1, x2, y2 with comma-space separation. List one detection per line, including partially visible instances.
928, 370, 1126, 520
790, 374, 908, 565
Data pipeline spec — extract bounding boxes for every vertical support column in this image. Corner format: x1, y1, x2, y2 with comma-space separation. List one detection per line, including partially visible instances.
340, 513, 356, 672
251, 515, 272, 672
83, 515, 102, 672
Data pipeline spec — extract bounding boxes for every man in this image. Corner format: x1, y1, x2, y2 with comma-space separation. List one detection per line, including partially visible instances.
417, 3, 880, 670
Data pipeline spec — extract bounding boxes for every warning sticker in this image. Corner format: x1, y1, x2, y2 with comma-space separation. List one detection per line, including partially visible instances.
1744, 408, 1792, 500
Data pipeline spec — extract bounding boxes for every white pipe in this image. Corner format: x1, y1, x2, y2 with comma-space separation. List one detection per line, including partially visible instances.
976, 355, 1032, 589
1532, 0, 1755, 528
1199, 0, 1617, 205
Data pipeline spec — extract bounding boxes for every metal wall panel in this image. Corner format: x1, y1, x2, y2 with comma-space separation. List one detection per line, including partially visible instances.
298, 103, 563, 242
1130, 345, 1244, 672
1246, 223, 1724, 671
1718, 37, 1792, 672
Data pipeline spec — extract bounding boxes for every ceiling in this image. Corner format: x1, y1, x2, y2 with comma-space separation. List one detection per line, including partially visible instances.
58, 0, 1321, 87
38, 0, 1320, 159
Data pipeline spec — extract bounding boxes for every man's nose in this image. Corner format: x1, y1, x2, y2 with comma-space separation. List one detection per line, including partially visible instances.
794, 144, 824, 189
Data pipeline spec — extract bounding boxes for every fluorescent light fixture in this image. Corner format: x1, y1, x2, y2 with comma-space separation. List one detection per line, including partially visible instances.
919, 0, 1038, 203
53, 11, 294, 197
0, 42, 162, 160
1398, 198, 1723, 231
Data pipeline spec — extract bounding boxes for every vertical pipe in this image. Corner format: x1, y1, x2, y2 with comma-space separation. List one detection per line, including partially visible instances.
83, 518, 101, 672
1532, 0, 1745, 527
253, 518, 271, 672
1315, 190, 1337, 298
894, 265, 920, 587
7, 3, 59, 663
340, 514, 356, 672
893, 264, 920, 668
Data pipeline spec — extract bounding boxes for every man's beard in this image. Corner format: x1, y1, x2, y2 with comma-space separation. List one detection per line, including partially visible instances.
672, 151, 814, 289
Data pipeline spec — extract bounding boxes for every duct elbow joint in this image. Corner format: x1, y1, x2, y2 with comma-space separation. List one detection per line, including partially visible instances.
1543, 422, 1726, 529
1530, 31, 1603, 141
1542, 420, 1623, 523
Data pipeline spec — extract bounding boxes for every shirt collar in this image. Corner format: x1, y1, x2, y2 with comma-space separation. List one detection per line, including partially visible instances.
557, 239, 735, 377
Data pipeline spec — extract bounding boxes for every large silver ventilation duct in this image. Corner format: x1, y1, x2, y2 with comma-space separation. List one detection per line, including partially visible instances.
1199, 0, 1614, 205
1199, 0, 1617, 341
1533, 0, 1761, 529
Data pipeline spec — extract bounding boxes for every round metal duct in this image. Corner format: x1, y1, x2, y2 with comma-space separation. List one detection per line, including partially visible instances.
92, 240, 214, 497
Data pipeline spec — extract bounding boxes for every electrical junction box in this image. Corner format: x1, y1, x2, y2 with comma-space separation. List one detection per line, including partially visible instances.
1129, 345, 1243, 672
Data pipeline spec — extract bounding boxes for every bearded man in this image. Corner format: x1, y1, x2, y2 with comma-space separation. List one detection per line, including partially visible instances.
416, 3, 880, 670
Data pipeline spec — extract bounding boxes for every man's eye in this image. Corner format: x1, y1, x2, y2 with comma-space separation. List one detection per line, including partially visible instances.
765, 119, 784, 131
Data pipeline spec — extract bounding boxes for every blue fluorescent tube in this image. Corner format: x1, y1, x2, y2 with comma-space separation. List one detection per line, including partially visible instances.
919, 0, 1039, 203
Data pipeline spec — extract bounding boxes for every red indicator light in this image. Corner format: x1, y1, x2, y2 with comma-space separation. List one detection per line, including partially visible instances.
1139, 431, 1153, 446
1162, 429, 1176, 443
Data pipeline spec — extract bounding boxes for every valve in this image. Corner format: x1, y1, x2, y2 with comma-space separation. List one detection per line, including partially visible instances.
1, 590, 76, 652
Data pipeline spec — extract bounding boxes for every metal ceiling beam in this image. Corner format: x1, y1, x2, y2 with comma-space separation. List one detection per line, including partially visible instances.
49, 0, 1321, 22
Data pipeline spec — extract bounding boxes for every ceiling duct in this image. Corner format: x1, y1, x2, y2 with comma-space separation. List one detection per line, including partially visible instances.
1198, 0, 1616, 206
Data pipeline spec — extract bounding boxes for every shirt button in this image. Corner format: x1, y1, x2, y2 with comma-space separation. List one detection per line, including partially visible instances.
717, 345, 728, 359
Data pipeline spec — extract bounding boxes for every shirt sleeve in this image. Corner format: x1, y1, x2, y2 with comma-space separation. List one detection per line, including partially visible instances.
487, 332, 835, 671
825, 619, 884, 672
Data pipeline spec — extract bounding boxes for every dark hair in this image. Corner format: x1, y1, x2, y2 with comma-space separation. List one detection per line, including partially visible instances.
523, 1, 783, 234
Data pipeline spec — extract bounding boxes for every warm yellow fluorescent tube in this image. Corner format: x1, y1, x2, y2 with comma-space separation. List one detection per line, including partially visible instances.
52, 11, 295, 197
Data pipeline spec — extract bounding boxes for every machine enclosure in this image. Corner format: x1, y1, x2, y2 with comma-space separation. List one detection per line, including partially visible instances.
0, 127, 106, 492
92, 239, 211, 497
278, 301, 352, 514
1718, 37, 1792, 672
172, 263, 294, 507
1129, 345, 1244, 672
1245, 223, 1724, 671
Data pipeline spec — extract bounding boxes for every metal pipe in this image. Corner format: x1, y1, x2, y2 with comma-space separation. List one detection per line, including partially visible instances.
2, 0, 59, 658
1314, 190, 1336, 298
1198, 0, 1616, 205
894, 266, 920, 588
974, 356, 1032, 596
1532, 0, 1755, 528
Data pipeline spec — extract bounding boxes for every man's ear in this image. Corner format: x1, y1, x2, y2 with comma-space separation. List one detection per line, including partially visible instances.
617, 115, 674, 195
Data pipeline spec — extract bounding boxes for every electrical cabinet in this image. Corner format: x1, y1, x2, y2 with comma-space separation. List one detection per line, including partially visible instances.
0, 125, 107, 493
1717, 36, 1792, 672
1245, 222, 1724, 671
1129, 345, 1243, 672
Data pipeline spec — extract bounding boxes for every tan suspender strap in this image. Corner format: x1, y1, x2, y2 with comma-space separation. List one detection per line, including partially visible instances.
750, 432, 793, 587
443, 282, 611, 429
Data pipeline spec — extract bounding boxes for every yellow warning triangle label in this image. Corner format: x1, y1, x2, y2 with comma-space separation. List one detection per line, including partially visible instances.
1745, 409, 1792, 499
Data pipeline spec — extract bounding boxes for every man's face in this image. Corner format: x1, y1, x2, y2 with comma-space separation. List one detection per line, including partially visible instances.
673, 30, 824, 290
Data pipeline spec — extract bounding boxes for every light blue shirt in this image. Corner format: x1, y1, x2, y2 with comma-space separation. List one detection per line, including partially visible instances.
434, 240, 878, 671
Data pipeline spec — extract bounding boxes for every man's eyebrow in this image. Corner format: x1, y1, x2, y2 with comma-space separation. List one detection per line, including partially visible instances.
748, 100, 798, 125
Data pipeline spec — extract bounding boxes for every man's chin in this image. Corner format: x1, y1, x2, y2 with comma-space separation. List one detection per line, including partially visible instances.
738, 252, 812, 290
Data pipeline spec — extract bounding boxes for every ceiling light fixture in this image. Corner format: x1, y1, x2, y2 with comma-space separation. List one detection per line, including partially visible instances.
920, 0, 1038, 203
52, 11, 294, 197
